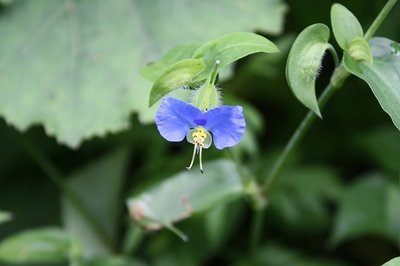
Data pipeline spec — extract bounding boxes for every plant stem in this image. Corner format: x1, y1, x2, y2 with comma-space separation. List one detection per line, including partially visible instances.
249, 209, 264, 258
228, 148, 266, 210
261, 0, 398, 197
364, 0, 397, 41
261, 81, 337, 197
2, 125, 116, 252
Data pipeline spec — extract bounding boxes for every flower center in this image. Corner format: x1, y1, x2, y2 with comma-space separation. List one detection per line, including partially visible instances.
185, 126, 212, 173
192, 127, 207, 147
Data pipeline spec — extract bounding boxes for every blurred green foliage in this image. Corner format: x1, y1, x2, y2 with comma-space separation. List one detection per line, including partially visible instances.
0, 0, 399, 265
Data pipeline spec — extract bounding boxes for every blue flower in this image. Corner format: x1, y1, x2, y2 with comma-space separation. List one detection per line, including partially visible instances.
155, 97, 246, 172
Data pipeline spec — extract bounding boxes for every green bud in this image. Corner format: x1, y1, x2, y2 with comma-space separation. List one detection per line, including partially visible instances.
348, 37, 373, 64
192, 60, 221, 111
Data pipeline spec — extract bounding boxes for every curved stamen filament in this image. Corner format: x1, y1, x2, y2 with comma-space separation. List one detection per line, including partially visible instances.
199, 145, 204, 173
186, 144, 198, 171
186, 127, 210, 173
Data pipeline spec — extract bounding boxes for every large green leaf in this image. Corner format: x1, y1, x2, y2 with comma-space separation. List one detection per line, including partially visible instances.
343, 37, 400, 131
382, 257, 400, 266
269, 165, 342, 231
0, 0, 287, 148
62, 148, 129, 258
126, 159, 243, 241
286, 23, 330, 117
329, 174, 399, 247
0, 227, 71, 264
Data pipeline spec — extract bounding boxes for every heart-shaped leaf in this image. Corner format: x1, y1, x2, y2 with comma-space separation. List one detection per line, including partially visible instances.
343, 37, 400, 131
286, 23, 331, 117
0, 0, 287, 148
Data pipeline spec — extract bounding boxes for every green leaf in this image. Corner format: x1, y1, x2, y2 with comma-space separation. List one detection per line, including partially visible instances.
286, 23, 330, 117
0, 0, 287, 148
270, 165, 342, 231
126, 159, 243, 241
382, 257, 400, 266
386, 183, 400, 249
192, 32, 280, 81
141, 43, 202, 82
0, 227, 70, 264
0, 211, 12, 225
343, 37, 400, 131
85, 256, 147, 266
331, 3, 363, 51
235, 243, 351, 266
62, 148, 129, 257
355, 127, 400, 172
148, 59, 205, 107
329, 174, 398, 247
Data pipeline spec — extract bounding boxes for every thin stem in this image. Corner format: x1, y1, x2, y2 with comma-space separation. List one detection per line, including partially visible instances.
228, 148, 250, 183
364, 0, 397, 41
327, 43, 340, 68
261, 82, 337, 197
2, 125, 116, 252
249, 209, 265, 258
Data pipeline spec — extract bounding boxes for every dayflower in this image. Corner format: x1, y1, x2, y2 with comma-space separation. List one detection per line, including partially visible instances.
155, 97, 246, 173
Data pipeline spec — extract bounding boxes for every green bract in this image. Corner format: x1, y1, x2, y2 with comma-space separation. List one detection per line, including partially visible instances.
286, 23, 330, 117
192, 60, 221, 111
148, 59, 206, 107
147, 32, 280, 107
331, 3, 364, 51
343, 37, 400, 131
348, 37, 373, 64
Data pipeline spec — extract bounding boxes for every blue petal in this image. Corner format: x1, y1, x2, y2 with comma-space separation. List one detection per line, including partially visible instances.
197, 105, 246, 149
155, 97, 202, 142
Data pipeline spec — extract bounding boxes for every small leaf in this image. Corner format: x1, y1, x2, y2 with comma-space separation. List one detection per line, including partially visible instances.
192, 32, 280, 81
0, 211, 12, 225
348, 37, 373, 63
343, 37, 400, 131
331, 3, 363, 51
148, 59, 206, 107
382, 257, 400, 266
141, 43, 202, 82
286, 23, 330, 117
0, 227, 70, 263
126, 159, 243, 240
